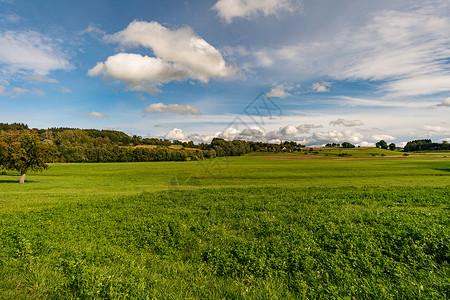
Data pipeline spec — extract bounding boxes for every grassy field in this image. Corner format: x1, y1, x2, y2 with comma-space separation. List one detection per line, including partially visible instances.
0, 149, 449, 299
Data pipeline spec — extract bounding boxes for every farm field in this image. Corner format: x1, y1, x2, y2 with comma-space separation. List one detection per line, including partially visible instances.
0, 149, 449, 299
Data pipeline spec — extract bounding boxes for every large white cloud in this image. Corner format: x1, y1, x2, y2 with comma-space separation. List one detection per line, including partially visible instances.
144, 102, 200, 115
88, 53, 189, 94
279, 125, 298, 136
164, 128, 189, 142
0, 30, 71, 77
90, 20, 237, 94
213, 0, 303, 23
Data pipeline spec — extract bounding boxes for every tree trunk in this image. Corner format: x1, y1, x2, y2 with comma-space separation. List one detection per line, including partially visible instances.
20, 173, 26, 184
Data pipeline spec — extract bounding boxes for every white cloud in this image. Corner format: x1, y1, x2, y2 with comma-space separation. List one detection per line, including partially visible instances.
358, 141, 375, 147
82, 111, 108, 118
0, 30, 71, 77
437, 97, 450, 107
12, 87, 27, 95
135, 93, 145, 100
187, 133, 214, 144
0, 85, 5, 96
144, 102, 200, 115
61, 87, 72, 93
0, 13, 21, 24
213, 0, 303, 23
330, 6, 450, 97
91, 20, 237, 94
329, 118, 364, 127
266, 85, 291, 98
311, 81, 331, 92
335, 95, 431, 108
370, 134, 395, 141
28, 74, 58, 83
419, 125, 450, 135
254, 50, 274, 67
10, 87, 45, 97
164, 128, 189, 142
296, 124, 323, 133
35, 90, 46, 96
211, 122, 325, 143
239, 126, 266, 139
311, 130, 364, 144
279, 125, 297, 135
247, 4, 450, 98
88, 53, 190, 94
80, 23, 106, 38
216, 126, 241, 140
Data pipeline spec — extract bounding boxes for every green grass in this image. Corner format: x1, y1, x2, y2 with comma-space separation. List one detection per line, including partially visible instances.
0, 149, 449, 299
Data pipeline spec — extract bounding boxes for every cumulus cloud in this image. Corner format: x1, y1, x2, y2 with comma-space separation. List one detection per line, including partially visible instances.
311, 130, 364, 144
82, 111, 108, 118
212, 122, 324, 143
88, 53, 190, 94
0, 85, 5, 96
370, 134, 395, 141
266, 85, 291, 98
90, 21, 237, 94
329, 118, 364, 127
419, 125, 450, 135
212, 0, 303, 23
279, 125, 298, 135
296, 124, 323, 133
61, 87, 72, 93
311, 81, 331, 92
0, 30, 71, 77
437, 97, 450, 107
216, 126, 241, 140
144, 102, 200, 115
164, 128, 189, 142
187, 133, 214, 144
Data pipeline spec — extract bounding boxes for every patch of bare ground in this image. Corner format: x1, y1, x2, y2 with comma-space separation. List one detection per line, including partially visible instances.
334, 158, 404, 161
253, 156, 328, 159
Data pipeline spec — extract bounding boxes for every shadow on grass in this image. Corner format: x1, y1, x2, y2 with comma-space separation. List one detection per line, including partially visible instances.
0, 178, 37, 184
434, 168, 450, 172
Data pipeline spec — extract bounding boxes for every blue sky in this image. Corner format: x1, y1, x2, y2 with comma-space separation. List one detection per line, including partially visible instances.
1, 0, 449, 146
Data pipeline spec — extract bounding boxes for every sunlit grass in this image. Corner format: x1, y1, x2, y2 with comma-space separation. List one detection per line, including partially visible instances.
0, 150, 449, 298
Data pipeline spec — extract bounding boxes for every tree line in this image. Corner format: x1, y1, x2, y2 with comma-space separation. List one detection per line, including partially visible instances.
403, 139, 450, 152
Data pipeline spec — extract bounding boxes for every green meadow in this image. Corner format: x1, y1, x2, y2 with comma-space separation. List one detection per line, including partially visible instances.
0, 149, 449, 299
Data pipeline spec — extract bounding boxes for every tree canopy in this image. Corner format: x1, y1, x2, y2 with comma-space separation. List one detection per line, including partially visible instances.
0, 130, 49, 183
375, 140, 388, 149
